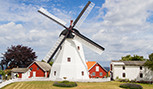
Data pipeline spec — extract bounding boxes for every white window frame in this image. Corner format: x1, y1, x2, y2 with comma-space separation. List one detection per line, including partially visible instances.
96, 66, 99, 72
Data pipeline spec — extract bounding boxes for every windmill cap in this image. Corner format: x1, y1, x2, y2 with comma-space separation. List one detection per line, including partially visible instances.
59, 28, 80, 38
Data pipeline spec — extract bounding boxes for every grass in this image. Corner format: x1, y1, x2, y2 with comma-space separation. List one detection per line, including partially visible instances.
1, 81, 153, 89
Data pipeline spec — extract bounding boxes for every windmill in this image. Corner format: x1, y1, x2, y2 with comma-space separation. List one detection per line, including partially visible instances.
38, 1, 105, 81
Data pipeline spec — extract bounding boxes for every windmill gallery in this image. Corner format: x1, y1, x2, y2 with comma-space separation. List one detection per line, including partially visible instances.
37, 1, 105, 81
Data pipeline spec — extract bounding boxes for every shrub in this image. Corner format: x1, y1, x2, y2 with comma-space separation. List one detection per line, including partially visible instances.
119, 79, 129, 82
136, 80, 153, 84
119, 83, 143, 89
53, 81, 77, 87
130, 80, 136, 83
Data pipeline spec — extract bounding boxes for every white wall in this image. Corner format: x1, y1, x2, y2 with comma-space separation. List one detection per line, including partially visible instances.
11, 70, 30, 79
111, 62, 153, 81
22, 70, 30, 79
50, 39, 89, 81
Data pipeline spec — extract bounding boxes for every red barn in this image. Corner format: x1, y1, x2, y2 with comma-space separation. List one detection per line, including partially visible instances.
86, 61, 108, 78
28, 61, 51, 78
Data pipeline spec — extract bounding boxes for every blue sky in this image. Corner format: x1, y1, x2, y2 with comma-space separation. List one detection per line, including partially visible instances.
0, 0, 153, 67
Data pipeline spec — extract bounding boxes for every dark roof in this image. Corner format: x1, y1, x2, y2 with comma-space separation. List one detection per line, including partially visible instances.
28, 61, 51, 71
111, 60, 146, 66
11, 68, 28, 73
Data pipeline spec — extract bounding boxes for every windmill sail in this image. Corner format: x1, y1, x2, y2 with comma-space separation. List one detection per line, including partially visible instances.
73, 1, 95, 28
73, 32, 105, 55
38, 7, 67, 29
43, 35, 65, 63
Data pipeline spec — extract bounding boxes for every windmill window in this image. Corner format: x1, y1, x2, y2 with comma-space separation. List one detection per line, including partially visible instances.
37, 68, 39, 70
54, 71, 56, 76
140, 73, 143, 78
67, 57, 71, 62
123, 66, 125, 70
140, 66, 142, 70
100, 72, 103, 76
123, 73, 126, 77
78, 46, 80, 50
82, 71, 84, 76
60, 46, 62, 50
30, 68, 33, 70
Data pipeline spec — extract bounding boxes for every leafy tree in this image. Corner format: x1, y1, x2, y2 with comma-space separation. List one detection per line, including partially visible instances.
1, 45, 37, 69
41, 60, 45, 62
0, 70, 5, 76
120, 55, 132, 61
144, 53, 153, 71
120, 55, 145, 61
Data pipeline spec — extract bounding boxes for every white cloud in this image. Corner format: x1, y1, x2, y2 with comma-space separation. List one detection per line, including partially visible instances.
0, 0, 73, 61
0, 0, 153, 67
91, 0, 153, 61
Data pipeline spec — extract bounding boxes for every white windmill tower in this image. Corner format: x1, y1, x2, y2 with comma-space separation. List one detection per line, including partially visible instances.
38, 1, 105, 81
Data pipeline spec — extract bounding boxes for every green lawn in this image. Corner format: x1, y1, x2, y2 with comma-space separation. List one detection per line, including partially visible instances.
2, 81, 153, 89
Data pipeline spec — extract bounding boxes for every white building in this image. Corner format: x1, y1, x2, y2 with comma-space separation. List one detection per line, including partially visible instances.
49, 39, 89, 81
11, 68, 30, 79
110, 60, 153, 81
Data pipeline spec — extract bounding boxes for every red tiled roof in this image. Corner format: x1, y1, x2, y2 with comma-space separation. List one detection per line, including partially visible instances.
86, 61, 96, 70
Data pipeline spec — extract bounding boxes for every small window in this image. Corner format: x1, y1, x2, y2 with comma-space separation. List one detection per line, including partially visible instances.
78, 46, 80, 50
54, 71, 56, 76
82, 71, 84, 76
123, 66, 125, 70
140, 73, 143, 78
92, 72, 95, 76
67, 57, 71, 62
60, 46, 62, 50
30, 68, 33, 70
110, 64, 112, 70
123, 73, 126, 77
37, 68, 39, 70
96, 66, 99, 71
100, 72, 103, 76
140, 66, 142, 70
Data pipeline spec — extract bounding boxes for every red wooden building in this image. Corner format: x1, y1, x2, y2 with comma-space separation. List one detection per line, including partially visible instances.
28, 61, 51, 78
86, 61, 108, 78
11, 61, 51, 79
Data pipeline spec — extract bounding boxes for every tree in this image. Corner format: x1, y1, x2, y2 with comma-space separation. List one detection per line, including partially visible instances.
120, 55, 145, 61
144, 53, 153, 71
1, 45, 37, 69
0, 70, 5, 76
120, 55, 132, 61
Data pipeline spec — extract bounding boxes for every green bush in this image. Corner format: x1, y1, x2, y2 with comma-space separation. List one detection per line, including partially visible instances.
53, 81, 77, 87
119, 79, 129, 82
119, 83, 143, 89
